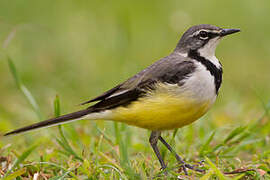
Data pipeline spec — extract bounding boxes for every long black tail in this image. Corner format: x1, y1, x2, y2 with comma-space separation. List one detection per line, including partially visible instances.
4, 108, 93, 136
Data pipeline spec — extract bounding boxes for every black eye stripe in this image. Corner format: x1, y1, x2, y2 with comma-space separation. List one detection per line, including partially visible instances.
196, 32, 219, 39
208, 32, 219, 38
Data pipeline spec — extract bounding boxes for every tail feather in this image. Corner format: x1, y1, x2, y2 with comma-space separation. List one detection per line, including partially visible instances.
4, 108, 93, 136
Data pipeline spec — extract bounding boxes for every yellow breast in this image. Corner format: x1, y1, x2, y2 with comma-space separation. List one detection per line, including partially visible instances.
110, 87, 213, 131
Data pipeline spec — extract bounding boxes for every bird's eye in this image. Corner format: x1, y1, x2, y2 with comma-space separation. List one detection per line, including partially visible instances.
199, 31, 208, 39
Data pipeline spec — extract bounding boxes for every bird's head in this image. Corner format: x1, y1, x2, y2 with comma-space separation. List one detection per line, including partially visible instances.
175, 24, 240, 58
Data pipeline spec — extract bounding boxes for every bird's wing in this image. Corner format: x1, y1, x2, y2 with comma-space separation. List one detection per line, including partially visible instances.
86, 54, 196, 112
4, 54, 195, 136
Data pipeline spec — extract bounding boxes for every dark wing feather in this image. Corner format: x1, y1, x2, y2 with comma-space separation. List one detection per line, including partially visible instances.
80, 84, 122, 105
86, 54, 196, 112
89, 89, 143, 111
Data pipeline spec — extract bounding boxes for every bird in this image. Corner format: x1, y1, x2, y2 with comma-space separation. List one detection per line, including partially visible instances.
4, 24, 240, 174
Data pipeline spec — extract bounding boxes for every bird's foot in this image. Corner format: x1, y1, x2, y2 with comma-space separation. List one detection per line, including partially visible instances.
178, 160, 205, 175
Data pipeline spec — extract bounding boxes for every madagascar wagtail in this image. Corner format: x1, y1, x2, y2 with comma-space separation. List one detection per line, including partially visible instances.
5, 24, 240, 174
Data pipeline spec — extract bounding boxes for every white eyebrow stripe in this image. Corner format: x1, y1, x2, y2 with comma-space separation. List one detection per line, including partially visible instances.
189, 29, 222, 37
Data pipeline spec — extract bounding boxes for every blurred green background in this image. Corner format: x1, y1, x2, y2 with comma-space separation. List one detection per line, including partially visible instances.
0, 0, 270, 178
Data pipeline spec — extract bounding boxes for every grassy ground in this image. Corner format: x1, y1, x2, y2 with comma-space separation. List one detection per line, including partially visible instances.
1, 0, 270, 179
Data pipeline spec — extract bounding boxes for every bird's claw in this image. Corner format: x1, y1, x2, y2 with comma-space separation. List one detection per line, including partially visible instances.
178, 161, 205, 175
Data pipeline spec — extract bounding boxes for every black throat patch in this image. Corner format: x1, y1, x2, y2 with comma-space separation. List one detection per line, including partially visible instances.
188, 50, 223, 93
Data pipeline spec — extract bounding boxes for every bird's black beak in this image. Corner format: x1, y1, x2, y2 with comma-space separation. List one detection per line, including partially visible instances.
220, 28, 240, 37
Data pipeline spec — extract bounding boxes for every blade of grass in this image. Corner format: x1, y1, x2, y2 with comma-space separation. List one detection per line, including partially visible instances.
54, 95, 61, 117
232, 174, 245, 180
4, 144, 38, 177
54, 95, 83, 161
48, 170, 72, 180
78, 159, 92, 177
167, 129, 179, 157
23, 161, 79, 179
114, 122, 139, 179
204, 156, 228, 180
253, 90, 270, 119
2, 168, 26, 180
120, 124, 130, 166
7, 57, 43, 120
98, 151, 123, 172
227, 131, 251, 146
96, 127, 114, 146
223, 126, 247, 144
114, 122, 129, 166
199, 131, 216, 156
199, 169, 214, 180
7, 57, 21, 87
252, 100, 270, 130
98, 164, 125, 179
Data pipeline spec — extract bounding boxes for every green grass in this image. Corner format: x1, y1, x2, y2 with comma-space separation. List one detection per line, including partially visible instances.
1, 0, 270, 179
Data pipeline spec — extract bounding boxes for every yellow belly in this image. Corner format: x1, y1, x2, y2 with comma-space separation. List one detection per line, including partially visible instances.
110, 92, 212, 131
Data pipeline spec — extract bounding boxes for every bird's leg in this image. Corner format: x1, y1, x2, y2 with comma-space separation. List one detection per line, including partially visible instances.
149, 131, 167, 171
158, 136, 205, 174
158, 136, 188, 175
